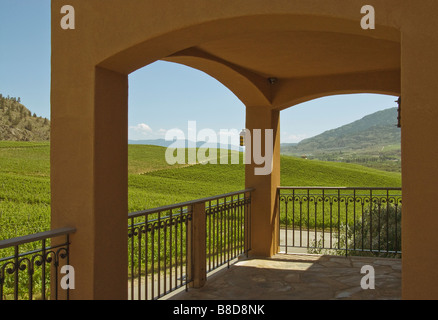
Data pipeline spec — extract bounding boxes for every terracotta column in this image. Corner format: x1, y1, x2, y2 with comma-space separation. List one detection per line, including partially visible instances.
51, 66, 128, 299
245, 106, 281, 257
401, 0, 438, 300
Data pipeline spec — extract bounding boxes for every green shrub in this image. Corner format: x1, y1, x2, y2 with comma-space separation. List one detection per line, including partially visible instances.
309, 204, 401, 258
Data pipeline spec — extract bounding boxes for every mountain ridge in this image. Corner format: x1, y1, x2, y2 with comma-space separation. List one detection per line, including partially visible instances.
280, 107, 401, 172
282, 107, 400, 152
128, 139, 243, 151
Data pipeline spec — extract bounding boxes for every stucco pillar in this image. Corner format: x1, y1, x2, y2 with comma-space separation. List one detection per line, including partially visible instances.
401, 0, 438, 300
51, 67, 128, 300
245, 106, 280, 257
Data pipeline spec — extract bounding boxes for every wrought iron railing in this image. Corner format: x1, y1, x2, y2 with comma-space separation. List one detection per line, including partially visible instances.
0, 227, 76, 300
278, 187, 402, 257
205, 190, 252, 273
128, 189, 253, 300
128, 202, 192, 300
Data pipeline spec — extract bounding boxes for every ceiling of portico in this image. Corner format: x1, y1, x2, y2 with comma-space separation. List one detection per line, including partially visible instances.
194, 30, 400, 79
164, 30, 400, 108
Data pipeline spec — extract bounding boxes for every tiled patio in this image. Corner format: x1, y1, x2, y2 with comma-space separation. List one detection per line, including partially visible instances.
169, 254, 401, 300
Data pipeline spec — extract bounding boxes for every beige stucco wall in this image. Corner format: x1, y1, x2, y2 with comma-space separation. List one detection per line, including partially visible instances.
400, 1, 438, 300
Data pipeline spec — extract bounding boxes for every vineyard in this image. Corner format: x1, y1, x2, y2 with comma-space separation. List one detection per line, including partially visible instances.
0, 141, 402, 241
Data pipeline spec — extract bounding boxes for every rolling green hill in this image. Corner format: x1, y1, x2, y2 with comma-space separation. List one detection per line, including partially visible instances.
0, 94, 50, 141
281, 107, 401, 172
299, 107, 399, 150
0, 142, 401, 240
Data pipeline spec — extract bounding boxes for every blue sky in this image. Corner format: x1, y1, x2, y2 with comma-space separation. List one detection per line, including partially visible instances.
1, 1, 398, 143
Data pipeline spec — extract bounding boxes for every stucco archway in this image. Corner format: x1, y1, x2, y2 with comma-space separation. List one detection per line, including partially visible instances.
51, 0, 438, 300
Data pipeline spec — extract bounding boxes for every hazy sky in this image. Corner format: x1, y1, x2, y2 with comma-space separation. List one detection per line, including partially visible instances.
0, 1, 398, 143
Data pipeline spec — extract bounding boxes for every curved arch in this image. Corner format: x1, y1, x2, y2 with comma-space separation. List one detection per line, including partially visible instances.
98, 13, 400, 74
273, 69, 401, 110
281, 90, 398, 111
94, 10, 401, 108
162, 49, 271, 107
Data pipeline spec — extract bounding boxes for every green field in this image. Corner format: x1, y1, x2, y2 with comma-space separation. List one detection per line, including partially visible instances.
0, 141, 401, 241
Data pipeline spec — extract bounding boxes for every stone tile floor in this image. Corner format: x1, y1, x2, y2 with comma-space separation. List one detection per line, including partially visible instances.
170, 254, 401, 300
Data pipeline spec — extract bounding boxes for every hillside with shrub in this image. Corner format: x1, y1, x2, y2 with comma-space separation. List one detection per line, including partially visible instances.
0, 94, 50, 141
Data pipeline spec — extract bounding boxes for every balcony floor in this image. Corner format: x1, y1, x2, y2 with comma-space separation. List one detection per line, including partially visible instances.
169, 253, 401, 300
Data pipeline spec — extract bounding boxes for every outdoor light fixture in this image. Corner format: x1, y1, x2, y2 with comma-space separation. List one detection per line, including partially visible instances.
268, 77, 278, 85
396, 97, 401, 128
240, 129, 246, 146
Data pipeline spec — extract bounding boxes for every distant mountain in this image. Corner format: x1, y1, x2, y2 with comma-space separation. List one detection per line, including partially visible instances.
129, 139, 172, 147
281, 107, 401, 172
287, 107, 400, 153
0, 94, 50, 141
280, 142, 298, 147
129, 139, 243, 151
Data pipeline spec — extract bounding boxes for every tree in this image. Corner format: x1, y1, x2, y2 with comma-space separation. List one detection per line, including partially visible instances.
12, 116, 20, 126
25, 121, 33, 131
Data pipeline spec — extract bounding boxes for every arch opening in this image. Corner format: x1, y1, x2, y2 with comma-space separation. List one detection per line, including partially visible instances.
278, 93, 402, 258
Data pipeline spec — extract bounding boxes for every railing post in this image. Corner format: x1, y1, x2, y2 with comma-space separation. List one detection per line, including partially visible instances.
188, 202, 207, 288
244, 191, 251, 257
276, 189, 281, 254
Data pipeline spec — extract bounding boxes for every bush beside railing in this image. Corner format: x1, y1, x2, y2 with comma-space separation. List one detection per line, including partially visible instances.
330, 204, 402, 258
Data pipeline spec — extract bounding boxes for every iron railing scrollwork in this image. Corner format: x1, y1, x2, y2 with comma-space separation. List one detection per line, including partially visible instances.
278, 187, 402, 258
0, 227, 76, 300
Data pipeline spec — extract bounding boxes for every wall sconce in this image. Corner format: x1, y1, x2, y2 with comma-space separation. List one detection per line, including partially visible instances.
396, 97, 401, 128
240, 129, 246, 146
268, 77, 278, 85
